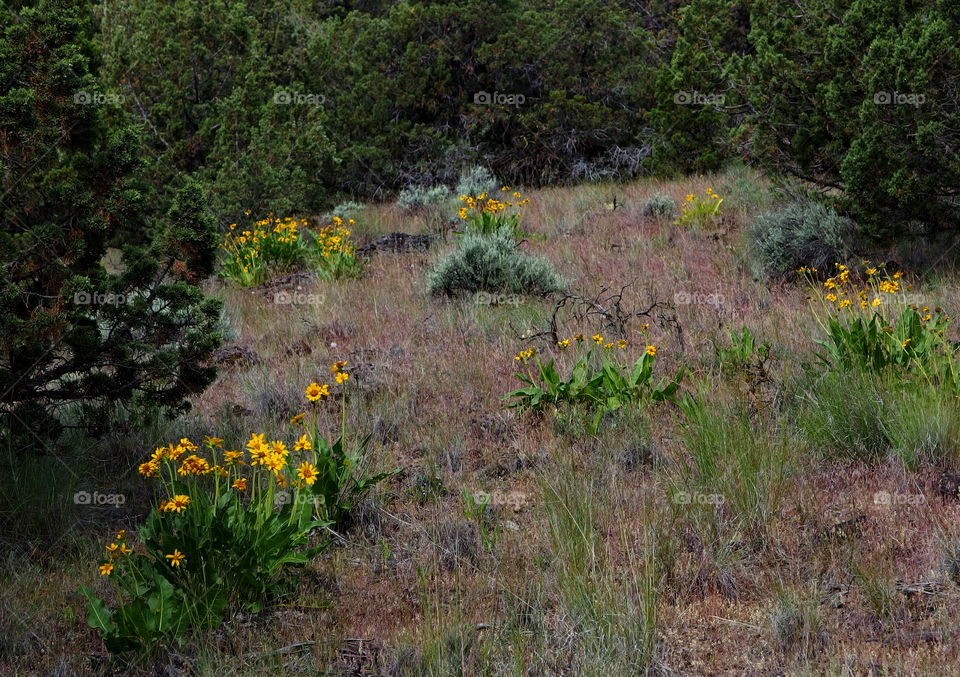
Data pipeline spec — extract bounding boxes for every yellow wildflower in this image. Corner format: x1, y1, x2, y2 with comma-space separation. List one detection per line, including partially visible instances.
165, 550, 186, 567
305, 382, 330, 402
297, 462, 318, 486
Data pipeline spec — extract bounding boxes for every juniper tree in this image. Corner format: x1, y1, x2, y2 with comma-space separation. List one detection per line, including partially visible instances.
0, 0, 222, 449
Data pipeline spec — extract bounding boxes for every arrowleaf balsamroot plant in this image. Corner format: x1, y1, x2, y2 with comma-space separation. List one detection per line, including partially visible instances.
457, 186, 531, 238
80, 364, 396, 653
505, 332, 684, 432
674, 188, 724, 229
311, 216, 364, 280
220, 215, 308, 286
801, 263, 959, 390
220, 215, 363, 286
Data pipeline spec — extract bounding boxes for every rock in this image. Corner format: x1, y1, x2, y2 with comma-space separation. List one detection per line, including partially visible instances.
212, 344, 261, 367
937, 471, 960, 502
356, 232, 438, 256
251, 272, 316, 300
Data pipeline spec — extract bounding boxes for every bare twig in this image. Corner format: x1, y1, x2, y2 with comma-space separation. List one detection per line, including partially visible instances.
511, 283, 683, 351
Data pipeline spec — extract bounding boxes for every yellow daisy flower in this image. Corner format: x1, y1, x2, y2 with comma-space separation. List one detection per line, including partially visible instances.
165, 550, 186, 567
297, 462, 318, 486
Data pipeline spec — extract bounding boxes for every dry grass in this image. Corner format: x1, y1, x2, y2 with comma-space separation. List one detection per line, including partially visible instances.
5, 167, 960, 675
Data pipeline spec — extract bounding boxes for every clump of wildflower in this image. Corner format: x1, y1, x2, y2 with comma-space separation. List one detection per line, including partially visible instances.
675, 189, 723, 228
159, 495, 191, 514
220, 215, 307, 287
457, 189, 531, 237
515, 348, 537, 363
177, 454, 211, 476
311, 218, 364, 280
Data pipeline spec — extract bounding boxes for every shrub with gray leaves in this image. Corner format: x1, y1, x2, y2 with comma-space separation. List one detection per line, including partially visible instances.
750, 199, 853, 277
455, 166, 499, 198
397, 184, 451, 213
427, 231, 565, 297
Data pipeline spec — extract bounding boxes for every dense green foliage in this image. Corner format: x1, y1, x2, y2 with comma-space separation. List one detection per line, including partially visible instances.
0, 0, 222, 447
661, 0, 960, 237
95, 0, 336, 226
95, 0, 666, 222
738, 0, 960, 237
91, 0, 958, 238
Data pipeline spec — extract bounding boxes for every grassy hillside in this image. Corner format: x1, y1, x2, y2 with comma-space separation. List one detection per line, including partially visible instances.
5, 168, 960, 675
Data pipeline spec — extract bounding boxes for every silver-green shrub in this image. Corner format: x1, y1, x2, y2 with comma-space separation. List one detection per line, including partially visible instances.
427, 231, 565, 297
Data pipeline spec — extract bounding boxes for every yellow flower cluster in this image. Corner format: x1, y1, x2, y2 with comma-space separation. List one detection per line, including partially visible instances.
305, 361, 350, 400
247, 433, 290, 476
159, 494, 191, 513
138, 438, 198, 478
817, 262, 905, 311
103, 369, 353, 580
222, 216, 305, 276
457, 187, 531, 220
98, 530, 133, 575
177, 454, 213, 476
676, 188, 724, 228
681, 188, 721, 207
316, 217, 355, 259
515, 347, 537, 362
